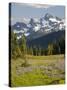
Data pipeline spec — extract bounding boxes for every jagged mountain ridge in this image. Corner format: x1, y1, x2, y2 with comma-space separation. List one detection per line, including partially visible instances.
11, 13, 65, 40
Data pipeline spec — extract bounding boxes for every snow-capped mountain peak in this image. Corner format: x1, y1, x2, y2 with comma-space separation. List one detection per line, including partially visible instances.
11, 13, 65, 40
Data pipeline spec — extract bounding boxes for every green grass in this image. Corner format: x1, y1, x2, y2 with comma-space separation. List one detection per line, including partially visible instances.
59, 80, 65, 84
11, 54, 65, 87
27, 54, 64, 60
11, 71, 60, 87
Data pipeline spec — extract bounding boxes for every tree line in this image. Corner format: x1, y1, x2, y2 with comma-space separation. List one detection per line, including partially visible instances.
11, 31, 65, 59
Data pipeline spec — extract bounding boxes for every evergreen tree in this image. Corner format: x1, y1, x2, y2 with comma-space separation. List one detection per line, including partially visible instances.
11, 31, 21, 59
59, 36, 65, 54
20, 34, 27, 59
30, 47, 33, 55
38, 46, 41, 56
47, 43, 54, 55
53, 42, 60, 54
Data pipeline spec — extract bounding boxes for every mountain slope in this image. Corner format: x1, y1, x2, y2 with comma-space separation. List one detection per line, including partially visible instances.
27, 30, 65, 48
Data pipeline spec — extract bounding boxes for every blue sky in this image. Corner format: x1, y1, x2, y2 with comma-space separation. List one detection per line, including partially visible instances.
11, 3, 65, 25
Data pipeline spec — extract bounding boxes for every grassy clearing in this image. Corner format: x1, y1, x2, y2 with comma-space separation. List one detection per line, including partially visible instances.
27, 54, 64, 60
11, 54, 65, 87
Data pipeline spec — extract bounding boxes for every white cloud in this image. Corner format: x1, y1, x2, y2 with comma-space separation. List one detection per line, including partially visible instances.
16, 3, 52, 9
11, 17, 30, 25
25, 3, 52, 9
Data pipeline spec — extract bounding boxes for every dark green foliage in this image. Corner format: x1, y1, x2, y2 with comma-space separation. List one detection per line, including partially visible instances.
26, 31, 65, 56
20, 34, 27, 58
11, 32, 26, 59
58, 36, 65, 54
38, 46, 41, 56
27, 31, 65, 49
11, 32, 22, 59
11, 32, 29, 66
52, 42, 60, 54
29, 47, 33, 55
11, 31, 65, 58
47, 35, 65, 55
